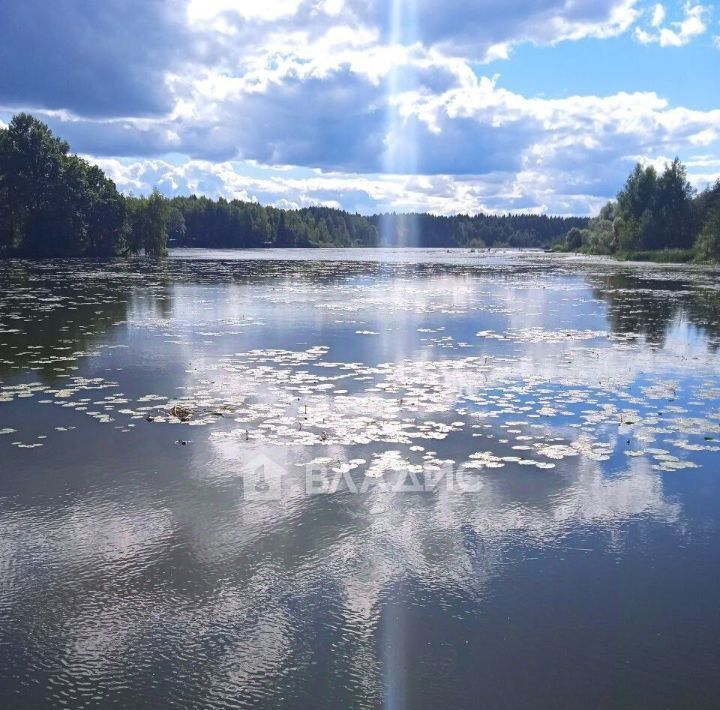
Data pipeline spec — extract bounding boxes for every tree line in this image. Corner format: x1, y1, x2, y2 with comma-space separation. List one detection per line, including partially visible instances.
563, 158, 720, 262
0, 114, 170, 257
166, 197, 587, 250
1, 113, 586, 258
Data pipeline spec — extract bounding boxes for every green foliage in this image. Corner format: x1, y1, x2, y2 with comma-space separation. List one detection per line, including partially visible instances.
694, 210, 720, 263
6, 114, 718, 265
614, 158, 694, 252
167, 207, 186, 243
577, 202, 617, 255
566, 159, 717, 263
565, 227, 583, 251
468, 237, 487, 249
694, 180, 720, 234
615, 164, 659, 251
167, 199, 586, 250
619, 249, 695, 263
0, 113, 126, 257
126, 189, 170, 257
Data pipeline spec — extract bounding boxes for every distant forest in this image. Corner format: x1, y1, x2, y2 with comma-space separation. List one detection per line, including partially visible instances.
1, 114, 586, 258
168, 196, 587, 250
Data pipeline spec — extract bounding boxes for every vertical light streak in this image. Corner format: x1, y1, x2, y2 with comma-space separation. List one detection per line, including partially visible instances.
381, 0, 419, 247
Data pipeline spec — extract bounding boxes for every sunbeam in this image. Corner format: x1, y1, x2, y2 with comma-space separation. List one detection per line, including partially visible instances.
381, 0, 420, 247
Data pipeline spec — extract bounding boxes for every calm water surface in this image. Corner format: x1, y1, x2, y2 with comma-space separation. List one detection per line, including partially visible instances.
1, 248, 720, 709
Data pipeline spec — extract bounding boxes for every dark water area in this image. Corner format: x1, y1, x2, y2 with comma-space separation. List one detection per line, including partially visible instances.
1, 248, 720, 709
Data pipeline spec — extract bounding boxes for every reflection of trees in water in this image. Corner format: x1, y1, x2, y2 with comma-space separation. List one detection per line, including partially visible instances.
5, 257, 720, 385
590, 270, 720, 349
0, 259, 213, 380
152, 256, 550, 288
684, 289, 720, 350
0, 260, 131, 379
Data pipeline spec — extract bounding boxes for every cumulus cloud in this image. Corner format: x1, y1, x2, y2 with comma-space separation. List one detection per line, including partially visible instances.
182, 0, 642, 61
86, 105, 717, 217
0, 0, 641, 118
634, 2, 709, 46
90, 156, 514, 215
0, 0, 188, 117
19, 63, 720, 182
406, 0, 640, 58
1, 0, 719, 215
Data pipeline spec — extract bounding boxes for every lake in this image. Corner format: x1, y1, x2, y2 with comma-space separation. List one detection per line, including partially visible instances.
1, 248, 720, 709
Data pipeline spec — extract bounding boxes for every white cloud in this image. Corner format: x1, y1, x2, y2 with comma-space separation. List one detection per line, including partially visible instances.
635, 2, 709, 46
688, 128, 719, 145
12, 31, 716, 217
2, 0, 718, 216
186, 0, 304, 24
255, 0, 639, 62
85, 79, 720, 218
354, 0, 641, 61
652, 3, 666, 26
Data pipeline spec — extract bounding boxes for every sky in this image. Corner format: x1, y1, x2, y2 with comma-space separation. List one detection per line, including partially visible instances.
0, 0, 719, 216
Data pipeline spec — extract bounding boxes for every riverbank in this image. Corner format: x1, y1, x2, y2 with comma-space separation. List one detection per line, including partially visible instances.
616, 248, 696, 263
556, 246, 712, 265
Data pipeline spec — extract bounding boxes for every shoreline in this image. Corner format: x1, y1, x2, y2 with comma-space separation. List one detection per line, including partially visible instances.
1, 246, 717, 267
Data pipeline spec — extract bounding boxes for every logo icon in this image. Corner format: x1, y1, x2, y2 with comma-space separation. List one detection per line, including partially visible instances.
243, 453, 286, 500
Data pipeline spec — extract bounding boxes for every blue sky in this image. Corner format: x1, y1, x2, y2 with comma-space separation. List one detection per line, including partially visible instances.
496, 33, 719, 110
1, 0, 719, 216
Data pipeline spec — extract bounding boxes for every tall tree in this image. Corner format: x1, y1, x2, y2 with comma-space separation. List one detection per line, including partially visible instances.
657, 157, 695, 249
0, 113, 126, 257
127, 189, 170, 256
0, 113, 68, 254
616, 163, 659, 251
